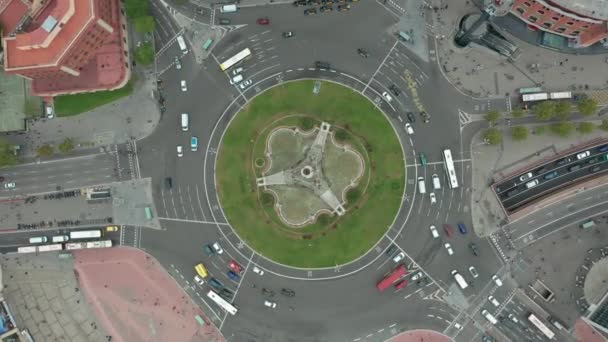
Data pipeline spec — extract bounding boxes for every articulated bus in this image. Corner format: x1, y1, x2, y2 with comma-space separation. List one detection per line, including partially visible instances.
207, 290, 238, 315
17, 246, 37, 254
528, 313, 555, 340
518, 87, 543, 94
219, 48, 251, 71
69, 230, 102, 240
376, 264, 407, 292
65, 240, 112, 250
176, 35, 187, 53
37, 244, 63, 252
442, 149, 459, 189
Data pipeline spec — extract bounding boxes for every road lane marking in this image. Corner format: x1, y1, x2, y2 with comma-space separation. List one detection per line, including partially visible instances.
363, 40, 398, 93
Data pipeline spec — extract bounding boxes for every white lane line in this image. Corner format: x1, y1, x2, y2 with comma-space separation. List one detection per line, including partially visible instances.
363, 40, 398, 93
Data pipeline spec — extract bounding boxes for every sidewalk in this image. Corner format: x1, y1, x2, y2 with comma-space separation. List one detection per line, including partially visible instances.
428, 0, 608, 100
469, 122, 608, 237
8, 73, 160, 158
73, 247, 224, 342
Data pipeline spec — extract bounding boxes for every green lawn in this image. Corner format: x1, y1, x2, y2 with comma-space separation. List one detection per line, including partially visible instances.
216, 80, 406, 267
54, 81, 134, 116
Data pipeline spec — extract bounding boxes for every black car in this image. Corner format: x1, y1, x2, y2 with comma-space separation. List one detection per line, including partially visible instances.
385, 245, 397, 256
304, 8, 317, 15
406, 112, 415, 123
535, 166, 547, 174
281, 288, 295, 297
568, 164, 582, 172
283, 31, 294, 38
420, 111, 431, 123
389, 85, 401, 97
262, 288, 275, 297
320, 5, 333, 12
219, 289, 234, 301
219, 18, 231, 25
314, 61, 331, 69
357, 48, 369, 58
293, 0, 307, 6
586, 157, 600, 164
337, 4, 350, 11
590, 165, 601, 173
164, 177, 172, 189
556, 157, 571, 166
469, 242, 479, 256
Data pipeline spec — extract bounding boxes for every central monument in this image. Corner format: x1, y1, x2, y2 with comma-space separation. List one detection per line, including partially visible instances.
257, 121, 364, 227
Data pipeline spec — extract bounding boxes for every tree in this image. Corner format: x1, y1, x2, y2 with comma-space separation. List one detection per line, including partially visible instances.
534, 101, 555, 121
485, 110, 501, 124
511, 108, 525, 119
483, 128, 502, 145
549, 122, 575, 137
58, 138, 75, 153
0, 138, 18, 167
134, 16, 154, 34
511, 126, 528, 141
577, 122, 595, 134
124, 0, 149, 18
135, 42, 154, 65
599, 120, 608, 132
554, 101, 571, 121
37, 144, 54, 157
577, 98, 598, 116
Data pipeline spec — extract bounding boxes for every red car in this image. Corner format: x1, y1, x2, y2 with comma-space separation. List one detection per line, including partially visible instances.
443, 224, 454, 237
256, 18, 270, 25
229, 259, 243, 274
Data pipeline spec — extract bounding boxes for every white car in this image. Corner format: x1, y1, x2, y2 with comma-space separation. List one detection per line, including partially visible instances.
194, 275, 205, 286
177, 145, 183, 157
264, 300, 277, 308
405, 123, 414, 135
491, 274, 503, 287
576, 150, 590, 160
429, 192, 436, 204
232, 67, 243, 76
488, 295, 500, 307
239, 79, 253, 90
381, 91, 393, 103
252, 266, 265, 275
212, 242, 223, 254
429, 225, 439, 238
392, 252, 405, 263
444, 243, 453, 255
508, 313, 519, 323
3, 182, 16, 189
468, 266, 479, 278
453, 323, 463, 330
519, 172, 533, 181
45, 105, 54, 119
411, 272, 423, 281
180, 80, 188, 92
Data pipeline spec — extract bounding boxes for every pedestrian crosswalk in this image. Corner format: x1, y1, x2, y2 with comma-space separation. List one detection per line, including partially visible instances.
459, 109, 471, 126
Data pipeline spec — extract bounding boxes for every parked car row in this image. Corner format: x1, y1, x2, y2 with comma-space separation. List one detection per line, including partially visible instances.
298, 0, 358, 15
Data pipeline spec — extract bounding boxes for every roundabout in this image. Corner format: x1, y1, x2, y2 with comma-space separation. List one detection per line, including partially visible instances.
215, 80, 406, 267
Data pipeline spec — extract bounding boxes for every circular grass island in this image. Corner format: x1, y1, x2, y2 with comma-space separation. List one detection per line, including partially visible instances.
216, 80, 405, 268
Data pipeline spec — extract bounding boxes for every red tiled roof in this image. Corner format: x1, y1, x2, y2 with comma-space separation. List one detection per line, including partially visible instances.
0, 0, 29, 35
4, 0, 94, 70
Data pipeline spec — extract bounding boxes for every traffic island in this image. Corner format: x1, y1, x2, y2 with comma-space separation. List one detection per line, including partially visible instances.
216, 80, 405, 267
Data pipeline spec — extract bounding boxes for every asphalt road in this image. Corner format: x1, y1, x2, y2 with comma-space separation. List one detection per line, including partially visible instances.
495, 142, 608, 212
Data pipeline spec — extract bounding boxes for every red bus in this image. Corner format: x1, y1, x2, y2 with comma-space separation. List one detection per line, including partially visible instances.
377, 264, 407, 292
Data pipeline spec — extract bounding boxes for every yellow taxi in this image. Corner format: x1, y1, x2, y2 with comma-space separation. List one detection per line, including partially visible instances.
106, 225, 119, 232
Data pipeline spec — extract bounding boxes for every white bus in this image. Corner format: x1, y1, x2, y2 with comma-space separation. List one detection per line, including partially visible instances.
176, 35, 187, 53
219, 48, 251, 71
522, 93, 548, 102
86, 240, 112, 249
442, 149, 459, 189
17, 246, 37, 254
549, 91, 572, 100
528, 313, 555, 339
207, 290, 238, 315
37, 244, 63, 252
69, 230, 102, 240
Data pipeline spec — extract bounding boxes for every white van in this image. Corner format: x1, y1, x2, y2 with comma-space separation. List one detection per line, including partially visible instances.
526, 179, 539, 189
417, 177, 426, 194
220, 4, 237, 13
181, 113, 189, 131
52, 235, 69, 243
432, 174, 441, 190
481, 309, 498, 324
29, 236, 48, 244
451, 270, 468, 289
230, 74, 243, 85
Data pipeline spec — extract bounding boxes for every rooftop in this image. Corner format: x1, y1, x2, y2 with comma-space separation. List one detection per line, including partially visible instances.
552, 0, 608, 21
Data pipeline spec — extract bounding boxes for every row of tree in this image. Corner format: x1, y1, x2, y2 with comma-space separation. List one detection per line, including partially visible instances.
482, 97, 602, 145
0, 138, 78, 168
